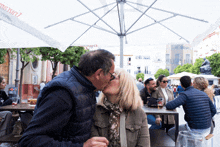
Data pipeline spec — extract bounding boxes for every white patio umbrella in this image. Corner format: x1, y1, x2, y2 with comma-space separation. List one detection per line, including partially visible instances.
1, 0, 220, 67
167, 72, 198, 80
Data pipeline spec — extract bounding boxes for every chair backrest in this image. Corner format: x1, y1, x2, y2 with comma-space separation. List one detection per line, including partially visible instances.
214, 95, 220, 113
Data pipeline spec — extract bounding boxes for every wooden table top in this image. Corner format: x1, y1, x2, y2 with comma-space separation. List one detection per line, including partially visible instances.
0, 103, 35, 111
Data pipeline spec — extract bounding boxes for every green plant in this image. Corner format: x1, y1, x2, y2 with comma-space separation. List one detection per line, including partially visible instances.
136, 73, 144, 81
154, 69, 169, 79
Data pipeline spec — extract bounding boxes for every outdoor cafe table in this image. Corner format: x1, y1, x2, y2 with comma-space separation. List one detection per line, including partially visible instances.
0, 103, 35, 143
142, 105, 179, 144
0, 103, 35, 112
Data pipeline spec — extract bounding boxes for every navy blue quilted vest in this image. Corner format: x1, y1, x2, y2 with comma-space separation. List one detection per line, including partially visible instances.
36, 66, 96, 143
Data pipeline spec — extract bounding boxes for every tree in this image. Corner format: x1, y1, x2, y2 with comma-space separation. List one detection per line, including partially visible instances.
173, 65, 182, 74
0, 49, 8, 64
39, 46, 87, 79
154, 69, 169, 79
173, 64, 193, 74
207, 53, 220, 77
11, 48, 41, 98
136, 73, 144, 81
190, 58, 204, 74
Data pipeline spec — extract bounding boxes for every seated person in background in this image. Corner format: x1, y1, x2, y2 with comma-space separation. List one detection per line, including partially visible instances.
136, 78, 144, 91
0, 76, 12, 106
152, 75, 175, 131
166, 76, 216, 141
213, 85, 220, 96
91, 69, 150, 147
140, 78, 162, 129
0, 111, 13, 137
193, 77, 214, 103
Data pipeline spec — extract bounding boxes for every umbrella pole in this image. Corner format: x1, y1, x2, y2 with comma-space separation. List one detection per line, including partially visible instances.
120, 36, 124, 68
15, 48, 20, 101
118, 0, 125, 68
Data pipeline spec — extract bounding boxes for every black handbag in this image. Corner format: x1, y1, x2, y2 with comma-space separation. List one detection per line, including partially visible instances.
147, 97, 163, 107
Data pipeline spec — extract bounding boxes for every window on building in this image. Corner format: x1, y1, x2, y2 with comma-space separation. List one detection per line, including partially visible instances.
185, 54, 191, 63
174, 54, 180, 64
128, 57, 131, 65
127, 69, 131, 73
137, 67, 141, 73
145, 66, 148, 74
143, 56, 150, 59
166, 54, 170, 63
135, 55, 142, 59
32, 59, 38, 69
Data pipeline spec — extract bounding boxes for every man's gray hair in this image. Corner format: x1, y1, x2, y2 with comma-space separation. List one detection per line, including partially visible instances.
78, 49, 115, 76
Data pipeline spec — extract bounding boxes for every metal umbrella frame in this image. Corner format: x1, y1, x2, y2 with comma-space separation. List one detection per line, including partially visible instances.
45, 0, 208, 67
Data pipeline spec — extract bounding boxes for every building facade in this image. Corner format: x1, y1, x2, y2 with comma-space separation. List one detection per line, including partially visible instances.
103, 45, 166, 80
166, 44, 193, 74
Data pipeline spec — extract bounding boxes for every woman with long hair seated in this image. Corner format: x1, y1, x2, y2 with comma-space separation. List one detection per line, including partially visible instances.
91, 69, 150, 147
152, 75, 175, 131
193, 77, 214, 103
0, 76, 12, 106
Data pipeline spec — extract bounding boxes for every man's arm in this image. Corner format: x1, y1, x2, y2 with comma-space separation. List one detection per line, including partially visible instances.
19, 89, 83, 147
166, 93, 187, 110
209, 99, 217, 117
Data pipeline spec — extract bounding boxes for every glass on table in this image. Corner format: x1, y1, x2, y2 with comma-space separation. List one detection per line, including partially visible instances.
176, 131, 205, 147
157, 97, 164, 108
12, 96, 18, 106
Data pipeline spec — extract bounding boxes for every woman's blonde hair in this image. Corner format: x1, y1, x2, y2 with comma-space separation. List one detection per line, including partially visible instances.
98, 68, 143, 111
193, 77, 214, 102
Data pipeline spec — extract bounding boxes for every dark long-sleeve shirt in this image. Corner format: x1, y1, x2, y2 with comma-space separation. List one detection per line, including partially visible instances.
166, 86, 216, 129
0, 90, 10, 106
19, 89, 81, 147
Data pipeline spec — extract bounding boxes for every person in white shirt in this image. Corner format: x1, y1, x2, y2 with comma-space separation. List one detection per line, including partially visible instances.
152, 75, 175, 132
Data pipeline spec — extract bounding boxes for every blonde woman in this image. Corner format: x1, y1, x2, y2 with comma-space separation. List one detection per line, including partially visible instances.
91, 69, 150, 147
193, 77, 214, 102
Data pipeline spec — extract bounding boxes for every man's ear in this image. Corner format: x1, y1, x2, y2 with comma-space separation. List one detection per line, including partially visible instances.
94, 68, 103, 80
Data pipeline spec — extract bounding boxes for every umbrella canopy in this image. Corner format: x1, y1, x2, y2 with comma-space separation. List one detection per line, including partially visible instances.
167, 72, 198, 80
1, 0, 220, 66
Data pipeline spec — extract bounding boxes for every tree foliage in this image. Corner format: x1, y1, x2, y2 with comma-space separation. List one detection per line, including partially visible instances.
0, 49, 8, 64
207, 53, 220, 77
39, 46, 87, 79
174, 64, 193, 74
190, 58, 204, 74
154, 69, 169, 79
136, 73, 144, 81
11, 48, 41, 98
173, 58, 203, 75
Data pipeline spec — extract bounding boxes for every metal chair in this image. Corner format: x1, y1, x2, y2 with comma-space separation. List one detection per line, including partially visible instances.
213, 95, 220, 113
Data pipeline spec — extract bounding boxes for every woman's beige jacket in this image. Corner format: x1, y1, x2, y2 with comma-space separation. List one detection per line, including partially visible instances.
91, 104, 150, 147
152, 86, 175, 124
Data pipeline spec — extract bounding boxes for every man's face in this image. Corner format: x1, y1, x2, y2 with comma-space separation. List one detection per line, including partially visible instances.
97, 60, 115, 91
146, 80, 156, 93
